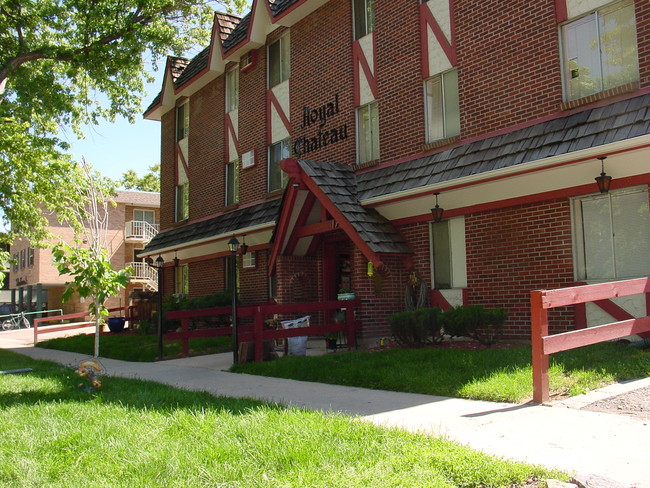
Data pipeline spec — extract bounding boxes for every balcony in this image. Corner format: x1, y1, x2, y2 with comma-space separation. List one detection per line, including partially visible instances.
127, 261, 158, 292
125, 220, 159, 243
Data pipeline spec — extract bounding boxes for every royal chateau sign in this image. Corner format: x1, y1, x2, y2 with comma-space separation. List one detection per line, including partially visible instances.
293, 94, 348, 156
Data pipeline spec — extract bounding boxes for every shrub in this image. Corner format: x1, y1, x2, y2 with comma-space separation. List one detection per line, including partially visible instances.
439, 305, 508, 346
389, 307, 442, 346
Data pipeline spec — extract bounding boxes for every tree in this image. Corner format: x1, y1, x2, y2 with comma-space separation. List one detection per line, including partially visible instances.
120, 164, 161, 192
0, 0, 246, 277
52, 160, 131, 358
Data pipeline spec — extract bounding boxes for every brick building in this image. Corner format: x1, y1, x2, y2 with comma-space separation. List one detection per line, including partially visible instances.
9, 191, 160, 316
142, 0, 650, 344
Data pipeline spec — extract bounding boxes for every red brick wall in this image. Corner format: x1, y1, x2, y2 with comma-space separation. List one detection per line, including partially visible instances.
189, 79, 226, 221
239, 249, 271, 304
454, 0, 561, 139
465, 199, 576, 338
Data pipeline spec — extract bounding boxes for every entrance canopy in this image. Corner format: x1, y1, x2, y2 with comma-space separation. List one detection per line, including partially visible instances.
269, 158, 412, 273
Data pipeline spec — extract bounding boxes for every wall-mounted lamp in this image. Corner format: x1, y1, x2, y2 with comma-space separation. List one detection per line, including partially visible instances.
595, 156, 612, 194
173, 251, 179, 269
431, 192, 444, 223
240, 235, 248, 255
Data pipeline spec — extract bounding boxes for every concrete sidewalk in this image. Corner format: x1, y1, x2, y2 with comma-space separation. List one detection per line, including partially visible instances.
1, 328, 649, 487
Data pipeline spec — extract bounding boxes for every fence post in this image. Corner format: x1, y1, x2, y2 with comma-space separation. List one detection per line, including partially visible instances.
346, 303, 356, 350
254, 306, 264, 362
181, 317, 189, 356
33, 318, 39, 344
531, 290, 550, 403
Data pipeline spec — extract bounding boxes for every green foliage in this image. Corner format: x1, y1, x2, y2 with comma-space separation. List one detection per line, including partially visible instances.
389, 307, 442, 346
119, 164, 160, 192
439, 305, 508, 346
233, 342, 650, 403
160, 291, 233, 332
0, 0, 246, 281
52, 243, 131, 319
0, 350, 566, 487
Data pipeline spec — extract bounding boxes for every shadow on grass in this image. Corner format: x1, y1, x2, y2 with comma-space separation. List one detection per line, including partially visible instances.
0, 349, 281, 415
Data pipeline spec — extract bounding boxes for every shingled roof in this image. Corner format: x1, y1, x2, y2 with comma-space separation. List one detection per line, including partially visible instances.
299, 160, 411, 255
357, 92, 650, 201
143, 200, 281, 254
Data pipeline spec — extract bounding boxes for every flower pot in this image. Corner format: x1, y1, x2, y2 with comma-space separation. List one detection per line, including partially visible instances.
107, 317, 126, 333
337, 293, 356, 301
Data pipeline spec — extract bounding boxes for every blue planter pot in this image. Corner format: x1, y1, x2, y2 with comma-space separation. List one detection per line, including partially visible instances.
107, 317, 126, 333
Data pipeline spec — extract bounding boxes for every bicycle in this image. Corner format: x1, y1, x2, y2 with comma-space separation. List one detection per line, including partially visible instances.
1, 312, 30, 330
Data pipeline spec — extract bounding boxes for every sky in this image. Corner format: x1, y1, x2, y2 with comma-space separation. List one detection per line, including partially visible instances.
65, 73, 164, 184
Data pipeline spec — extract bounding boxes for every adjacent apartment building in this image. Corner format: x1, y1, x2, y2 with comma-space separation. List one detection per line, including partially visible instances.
9, 191, 160, 315
141, 0, 650, 344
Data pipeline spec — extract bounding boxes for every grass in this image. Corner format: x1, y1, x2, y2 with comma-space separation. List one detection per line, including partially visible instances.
0, 350, 568, 487
37, 333, 232, 361
231, 342, 650, 403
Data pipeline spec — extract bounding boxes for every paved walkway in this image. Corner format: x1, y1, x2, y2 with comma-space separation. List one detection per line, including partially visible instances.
1, 327, 649, 488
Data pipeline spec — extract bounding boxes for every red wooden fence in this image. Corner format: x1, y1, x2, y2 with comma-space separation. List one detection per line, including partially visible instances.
165, 299, 361, 362
33, 306, 136, 343
531, 277, 650, 403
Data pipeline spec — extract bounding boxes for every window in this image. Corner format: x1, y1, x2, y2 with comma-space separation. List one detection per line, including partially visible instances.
561, 0, 638, 102
572, 187, 650, 281
242, 251, 256, 269
268, 34, 290, 88
356, 102, 379, 164
225, 68, 238, 113
175, 183, 189, 222
27, 247, 34, 267
175, 264, 189, 295
19, 249, 25, 269
425, 70, 460, 143
133, 209, 155, 225
12, 253, 18, 272
225, 159, 240, 206
431, 221, 452, 289
268, 139, 290, 192
353, 0, 375, 40
242, 150, 256, 169
176, 101, 189, 141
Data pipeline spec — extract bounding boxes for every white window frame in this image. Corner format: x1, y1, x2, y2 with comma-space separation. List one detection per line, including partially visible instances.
353, 0, 375, 40
268, 33, 290, 88
176, 101, 189, 141
268, 139, 290, 192
560, 0, 639, 102
571, 186, 650, 281
225, 159, 240, 206
133, 209, 155, 225
356, 101, 379, 164
242, 251, 256, 269
425, 69, 460, 143
225, 68, 239, 113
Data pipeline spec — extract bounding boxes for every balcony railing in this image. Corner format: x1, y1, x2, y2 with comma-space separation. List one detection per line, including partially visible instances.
125, 220, 159, 242
127, 261, 158, 292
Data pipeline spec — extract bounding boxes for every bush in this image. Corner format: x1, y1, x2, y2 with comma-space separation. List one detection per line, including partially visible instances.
439, 305, 508, 346
389, 307, 442, 346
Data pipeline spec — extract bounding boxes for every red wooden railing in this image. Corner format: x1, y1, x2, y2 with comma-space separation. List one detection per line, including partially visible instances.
531, 277, 650, 403
165, 299, 361, 362
33, 306, 136, 343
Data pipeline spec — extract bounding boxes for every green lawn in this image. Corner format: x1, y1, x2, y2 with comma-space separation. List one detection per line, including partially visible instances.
37, 333, 232, 361
231, 342, 650, 403
0, 350, 567, 487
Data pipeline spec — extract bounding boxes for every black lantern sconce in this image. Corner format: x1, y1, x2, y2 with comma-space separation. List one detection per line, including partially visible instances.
595, 156, 612, 194
431, 192, 444, 223
240, 235, 249, 255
